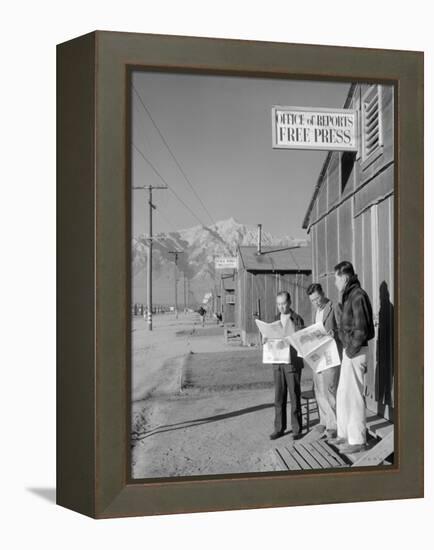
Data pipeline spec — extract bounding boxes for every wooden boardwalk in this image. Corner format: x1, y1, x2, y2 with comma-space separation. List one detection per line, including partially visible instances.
274, 408, 394, 471
276, 438, 350, 470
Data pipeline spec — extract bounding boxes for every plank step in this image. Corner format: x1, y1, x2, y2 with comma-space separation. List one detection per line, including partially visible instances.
275, 439, 350, 471
366, 408, 394, 439
274, 409, 394, 471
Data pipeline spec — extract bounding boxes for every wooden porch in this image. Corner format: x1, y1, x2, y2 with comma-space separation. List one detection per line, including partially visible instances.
274, 408, 394, 471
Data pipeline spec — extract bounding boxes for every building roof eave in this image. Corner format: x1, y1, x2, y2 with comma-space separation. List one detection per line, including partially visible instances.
302, 152, 331, 229
301, 83, 357, 230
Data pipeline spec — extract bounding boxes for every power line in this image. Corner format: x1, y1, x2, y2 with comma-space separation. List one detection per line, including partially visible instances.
154, 205, 179, 234
132, 143, 209, 228
288, 248, 301, 270
132, 145, 233, 257
132, 85, 216, 226
132, 89, 256, 259
136, 235, 171, 253
147, 208, 186, 253
150, 236, 172, 251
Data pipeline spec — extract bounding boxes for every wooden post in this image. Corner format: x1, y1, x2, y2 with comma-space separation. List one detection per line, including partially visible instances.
147, 186, 153, 330
168, 250, 184, 319
132, 184, 167, 330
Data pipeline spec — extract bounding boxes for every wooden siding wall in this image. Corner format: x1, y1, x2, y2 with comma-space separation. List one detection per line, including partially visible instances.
235, 271, 312, 345
219, 274, 236, 324
307, 84, 395, 420
214, 294, 221, 316
221, 292, 235, 324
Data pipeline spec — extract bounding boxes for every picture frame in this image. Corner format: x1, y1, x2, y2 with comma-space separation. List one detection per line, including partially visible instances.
57, 30, 423, 518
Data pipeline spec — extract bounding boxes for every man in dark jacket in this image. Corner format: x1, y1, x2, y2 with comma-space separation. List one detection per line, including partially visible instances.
331, 261, 375, 453
265, 291, 305, 441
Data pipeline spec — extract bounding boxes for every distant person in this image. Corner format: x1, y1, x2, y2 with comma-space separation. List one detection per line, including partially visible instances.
331, 261, 375, 454
266, 291, 305, 441
214, 312, 223, 324
197, 306, 206, 327
306, 283, 342, 440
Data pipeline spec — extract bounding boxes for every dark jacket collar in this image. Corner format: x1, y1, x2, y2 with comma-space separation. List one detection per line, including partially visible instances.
342, 275, 361, 303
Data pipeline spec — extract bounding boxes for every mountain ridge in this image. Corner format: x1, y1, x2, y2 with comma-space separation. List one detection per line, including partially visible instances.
132, 217, 308, 305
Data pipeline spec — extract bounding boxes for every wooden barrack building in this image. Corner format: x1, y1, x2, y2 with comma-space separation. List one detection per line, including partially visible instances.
235, 245, 312, 346
220, 273, 236, 325
302, 83, 395, 421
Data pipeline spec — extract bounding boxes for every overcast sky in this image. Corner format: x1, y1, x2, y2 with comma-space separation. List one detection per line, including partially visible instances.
132, 72, 351, 239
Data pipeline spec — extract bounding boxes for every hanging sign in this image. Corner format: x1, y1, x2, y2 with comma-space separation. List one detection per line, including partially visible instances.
272, 106, 358, 151
215, 257, 238, 269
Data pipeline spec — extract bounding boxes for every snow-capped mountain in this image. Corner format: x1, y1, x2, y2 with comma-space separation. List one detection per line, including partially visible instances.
132, 218, 308, 305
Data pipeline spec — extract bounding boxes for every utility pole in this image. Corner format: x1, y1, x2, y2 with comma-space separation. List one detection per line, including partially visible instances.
257, 224, 262, 255
255, 223, 301, 256
133, 185, 167, 331
183, 271, 187, 311
168, 250, 184, 319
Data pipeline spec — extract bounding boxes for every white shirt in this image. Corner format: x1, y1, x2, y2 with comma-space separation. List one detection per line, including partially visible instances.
280, 312, 295, 336
315, 306, 325, 325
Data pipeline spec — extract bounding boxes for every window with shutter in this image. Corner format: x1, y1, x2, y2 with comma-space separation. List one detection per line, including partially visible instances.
362, 85, 383, 164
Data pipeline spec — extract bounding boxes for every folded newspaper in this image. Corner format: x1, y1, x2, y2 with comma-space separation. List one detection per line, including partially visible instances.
255, 320, 340, 372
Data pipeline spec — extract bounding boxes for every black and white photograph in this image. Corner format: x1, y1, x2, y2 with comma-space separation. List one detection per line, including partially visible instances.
129, 71, 395, 479
4, 0, 429, 538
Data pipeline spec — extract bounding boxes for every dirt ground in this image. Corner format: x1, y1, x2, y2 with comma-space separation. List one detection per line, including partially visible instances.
131, 312, 236, 402
131, 312, 315, 479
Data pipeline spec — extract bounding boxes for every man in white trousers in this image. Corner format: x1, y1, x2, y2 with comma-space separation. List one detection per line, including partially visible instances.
330, 261, 375, 454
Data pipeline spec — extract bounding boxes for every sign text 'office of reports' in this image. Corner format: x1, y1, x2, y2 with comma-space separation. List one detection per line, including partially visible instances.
272, 106, 358, 152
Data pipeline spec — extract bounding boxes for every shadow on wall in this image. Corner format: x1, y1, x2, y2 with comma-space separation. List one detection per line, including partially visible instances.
375, 281, 394, 419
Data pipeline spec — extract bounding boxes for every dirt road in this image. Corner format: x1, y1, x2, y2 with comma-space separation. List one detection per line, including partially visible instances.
131, 312, 314, 479
131, 312, 233, 401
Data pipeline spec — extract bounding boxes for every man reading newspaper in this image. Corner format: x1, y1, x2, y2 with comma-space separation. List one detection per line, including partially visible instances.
255, 291, 304, 441
256, 295, 341, 442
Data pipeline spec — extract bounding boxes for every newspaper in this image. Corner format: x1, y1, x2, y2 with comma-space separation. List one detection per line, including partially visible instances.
300, 337, 341, 372
262, 339, 290, 364
255, 320, 340, 371
255, 320, 290, 364
255, 319, 287, 339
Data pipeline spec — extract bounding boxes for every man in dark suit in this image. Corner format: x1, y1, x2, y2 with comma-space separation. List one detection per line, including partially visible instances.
266, 291, 305, 440
306, 283, 342, 440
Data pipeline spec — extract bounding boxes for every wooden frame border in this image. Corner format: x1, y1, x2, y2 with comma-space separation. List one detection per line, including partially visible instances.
57, 31, 424, 518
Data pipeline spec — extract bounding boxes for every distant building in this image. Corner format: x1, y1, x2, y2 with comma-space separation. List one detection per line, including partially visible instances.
212, 288, 222, 320
302, 83, 394, 420
235, 245, 312, 346
220, 273, 236, 325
